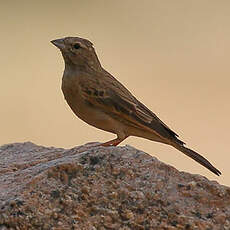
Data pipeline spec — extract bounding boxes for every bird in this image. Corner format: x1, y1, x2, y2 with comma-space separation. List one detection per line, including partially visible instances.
51, 36, 221, 176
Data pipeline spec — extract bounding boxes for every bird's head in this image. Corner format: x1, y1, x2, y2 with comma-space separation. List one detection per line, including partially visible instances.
51, 37, 101, 70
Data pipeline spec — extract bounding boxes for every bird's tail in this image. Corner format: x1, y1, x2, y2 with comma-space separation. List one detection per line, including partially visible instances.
172, 143, 221, 176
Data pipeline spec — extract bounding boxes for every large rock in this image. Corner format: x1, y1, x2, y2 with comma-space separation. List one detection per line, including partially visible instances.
0, 142, 229, 230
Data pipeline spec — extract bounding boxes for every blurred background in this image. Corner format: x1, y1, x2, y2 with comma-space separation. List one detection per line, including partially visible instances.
1, 1, 229, 185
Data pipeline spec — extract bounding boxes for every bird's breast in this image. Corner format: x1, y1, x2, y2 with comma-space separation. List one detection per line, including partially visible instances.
61, 75, 124, 135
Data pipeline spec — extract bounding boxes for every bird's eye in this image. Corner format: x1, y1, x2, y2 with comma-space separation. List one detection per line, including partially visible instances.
73, 43, 81, 49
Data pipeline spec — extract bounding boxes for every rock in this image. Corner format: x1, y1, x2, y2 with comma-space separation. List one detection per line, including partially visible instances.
0, 142, 229, 229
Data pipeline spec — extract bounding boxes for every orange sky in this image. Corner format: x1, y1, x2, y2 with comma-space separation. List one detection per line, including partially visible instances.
1, 0, 229, 186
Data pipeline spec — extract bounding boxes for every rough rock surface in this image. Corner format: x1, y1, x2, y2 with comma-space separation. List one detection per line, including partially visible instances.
0, 142, 229, 230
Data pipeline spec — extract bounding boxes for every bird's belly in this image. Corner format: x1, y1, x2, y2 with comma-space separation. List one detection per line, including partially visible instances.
63, 90, 123, 135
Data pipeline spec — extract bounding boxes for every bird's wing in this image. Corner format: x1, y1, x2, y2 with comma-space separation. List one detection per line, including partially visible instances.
79, 73, 183, 144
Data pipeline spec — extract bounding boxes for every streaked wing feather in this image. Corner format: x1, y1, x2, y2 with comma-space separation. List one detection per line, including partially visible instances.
80, 77, 183, 144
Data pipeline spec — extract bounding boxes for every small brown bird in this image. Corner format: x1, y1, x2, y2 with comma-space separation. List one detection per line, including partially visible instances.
51, 36, 221, 176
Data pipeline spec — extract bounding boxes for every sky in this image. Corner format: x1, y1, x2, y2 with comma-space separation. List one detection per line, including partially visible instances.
1, 0, 229, 186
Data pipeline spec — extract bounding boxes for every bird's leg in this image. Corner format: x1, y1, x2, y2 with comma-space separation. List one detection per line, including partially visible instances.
100, 136, 127, 147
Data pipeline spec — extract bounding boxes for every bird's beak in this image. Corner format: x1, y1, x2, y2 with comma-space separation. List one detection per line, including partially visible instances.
51, 38, 65, 50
